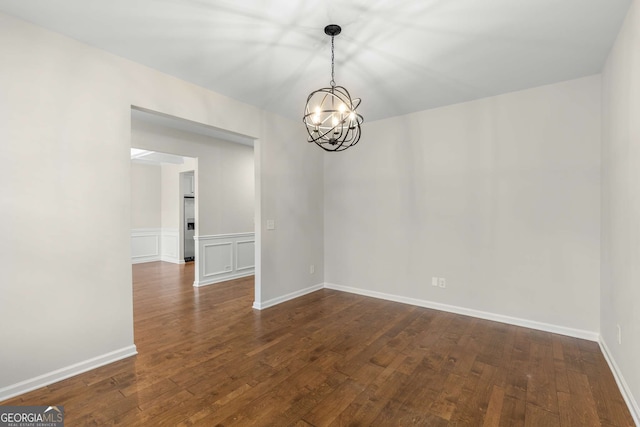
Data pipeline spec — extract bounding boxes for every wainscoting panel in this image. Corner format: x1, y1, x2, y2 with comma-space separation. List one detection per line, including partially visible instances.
131, 229, 160, 264
131, 229, 184, 264
236, 240, 255, 271
160, 229, 183, 264
203, 242, 233, 277
194, 233, 255, 287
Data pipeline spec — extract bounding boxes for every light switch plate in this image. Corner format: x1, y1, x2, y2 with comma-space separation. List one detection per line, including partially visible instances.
267, 219, 275, 230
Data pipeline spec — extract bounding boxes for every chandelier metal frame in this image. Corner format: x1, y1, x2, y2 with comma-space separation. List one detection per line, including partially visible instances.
303, 24, 363, 152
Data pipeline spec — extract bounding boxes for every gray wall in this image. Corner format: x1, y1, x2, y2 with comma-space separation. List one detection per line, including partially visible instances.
325, 75, 602, 334
132, 121, 254, 236
131, 163, 161, 229
601, 0, 640, 416
0, 11, 324, 397
259, 115, 325, 302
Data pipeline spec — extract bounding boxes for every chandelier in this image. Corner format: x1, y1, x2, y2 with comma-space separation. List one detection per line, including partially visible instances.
303, 24, 363, 152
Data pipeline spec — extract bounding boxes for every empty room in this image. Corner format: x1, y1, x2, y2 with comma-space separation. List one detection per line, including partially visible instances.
0, 0, 638, 426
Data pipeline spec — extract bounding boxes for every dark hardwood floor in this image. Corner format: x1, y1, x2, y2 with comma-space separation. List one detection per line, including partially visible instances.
2, 262, 635, 426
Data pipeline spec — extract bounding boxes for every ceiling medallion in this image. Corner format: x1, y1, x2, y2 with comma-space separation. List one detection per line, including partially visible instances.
303, 24, 363, 152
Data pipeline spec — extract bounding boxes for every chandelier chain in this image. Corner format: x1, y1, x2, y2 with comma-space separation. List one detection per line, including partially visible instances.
330, 35, 335, 87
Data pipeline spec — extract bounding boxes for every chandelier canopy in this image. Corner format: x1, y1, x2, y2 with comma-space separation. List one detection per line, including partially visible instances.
303, 24, 363, 152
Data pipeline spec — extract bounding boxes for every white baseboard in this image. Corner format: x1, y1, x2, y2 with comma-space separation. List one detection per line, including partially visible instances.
253, 283, 325, 310
193, 271, 254, 287
161, 255, 185, 265
131, 256, 161, 264
323, 283, 599, 342
0, 345, 137, 402
599, 338, 640, 426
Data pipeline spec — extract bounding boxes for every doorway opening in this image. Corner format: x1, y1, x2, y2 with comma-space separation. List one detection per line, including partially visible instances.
129, 106, 259, 301
130, 148, 198, 266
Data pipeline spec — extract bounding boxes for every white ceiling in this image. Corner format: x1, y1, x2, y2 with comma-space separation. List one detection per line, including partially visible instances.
130, 148, 186, 165
0, 0, 631, 122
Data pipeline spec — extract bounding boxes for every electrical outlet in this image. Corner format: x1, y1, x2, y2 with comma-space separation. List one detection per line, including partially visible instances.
438, 277, 446, 288
310, 264, 315, 274
225, 265, 232, 271
617, 324, 622, 344
432, 277, 439, 287
266, 219, 275, 230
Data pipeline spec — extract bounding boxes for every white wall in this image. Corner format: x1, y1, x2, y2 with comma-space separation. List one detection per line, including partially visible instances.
257, 114, 325, 305
134, 121, 253, 236
0, 12, 324, 399
131, 162, 161, 229
160, 162, 181, 231
325, 75, 601, 336
601, 0, 640, 419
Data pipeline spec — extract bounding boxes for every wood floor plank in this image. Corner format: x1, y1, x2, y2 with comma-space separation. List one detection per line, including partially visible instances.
429, 372, 466, 421
526, 341, 559, 414
301, 378, 366, 427
0, 261, 634, 426
524, 402, 560, 427
552, 336, 571, 395
498, 395, 527, 427
449, 361, 498, 425
330, 354, 410, 425
483, 385, 506, 427
562, 370, 604, 426
332, 371, 408, 426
